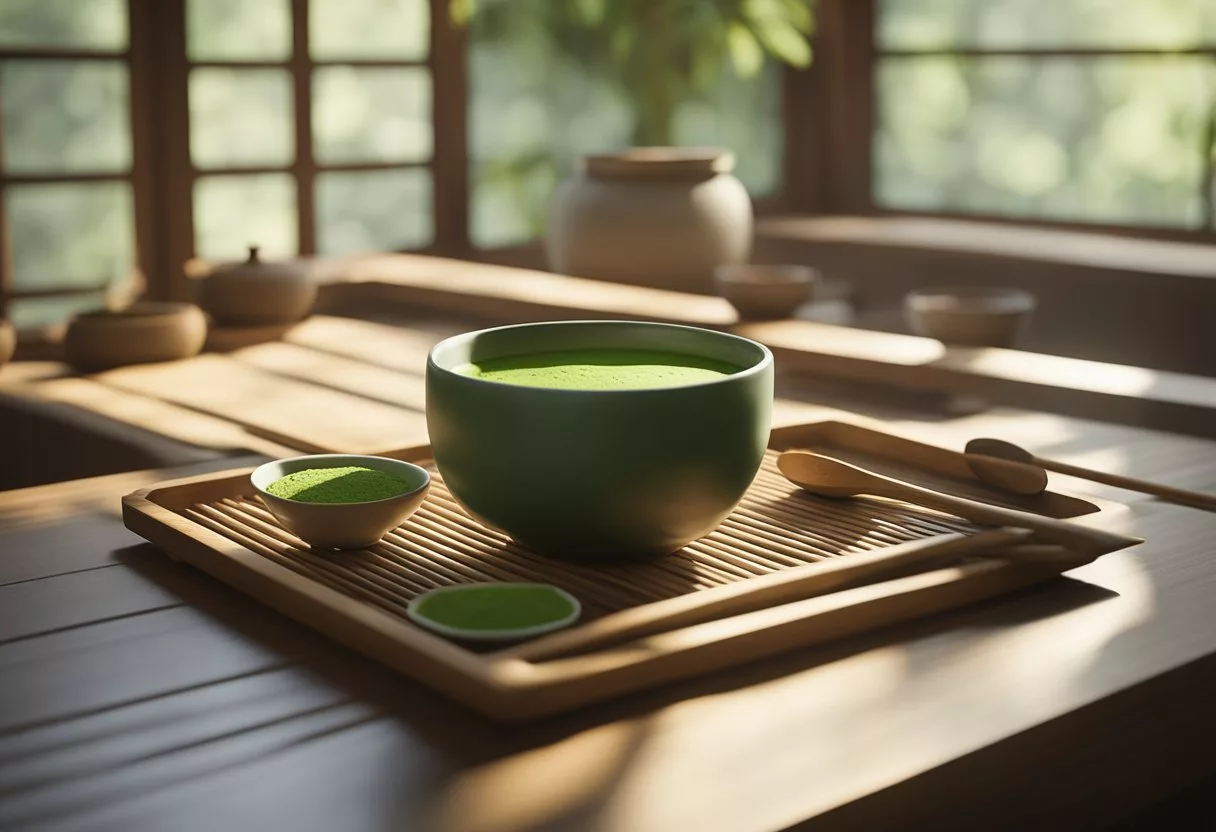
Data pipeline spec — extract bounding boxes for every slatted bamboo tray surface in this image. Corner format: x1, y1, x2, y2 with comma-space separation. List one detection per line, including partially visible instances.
122, 421, 1131, 721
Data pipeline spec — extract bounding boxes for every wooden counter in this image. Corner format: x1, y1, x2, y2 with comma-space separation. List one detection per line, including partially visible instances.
3, 268, 1216, 830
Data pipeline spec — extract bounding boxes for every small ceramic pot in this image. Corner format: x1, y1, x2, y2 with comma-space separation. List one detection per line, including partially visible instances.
64, 303, 208, 371
714, 264, 817, 320
426, 320, 774, 561
0, 319, 14, 371
904, 286, 1037, 348
546, 147, 753, 295
196, 245, 316, 326
251, 454, 431, 550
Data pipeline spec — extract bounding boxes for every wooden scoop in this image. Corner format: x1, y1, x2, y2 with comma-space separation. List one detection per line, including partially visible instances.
965, 437, 1216, 512
777, 450, 1142, 556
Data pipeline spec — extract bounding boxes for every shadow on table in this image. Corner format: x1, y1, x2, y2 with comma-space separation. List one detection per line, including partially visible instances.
112, 541, 1118, 738
100, 542, 1117, 829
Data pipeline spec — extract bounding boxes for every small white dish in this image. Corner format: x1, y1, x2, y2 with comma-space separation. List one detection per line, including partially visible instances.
406, 583, 582, 642
714, 264, 817, 320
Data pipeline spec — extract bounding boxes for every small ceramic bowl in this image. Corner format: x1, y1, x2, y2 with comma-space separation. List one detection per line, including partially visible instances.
714, 264, 817, 320
251, 454, 431, 550
64, 302, 207, 371
903, 286, 1036, 348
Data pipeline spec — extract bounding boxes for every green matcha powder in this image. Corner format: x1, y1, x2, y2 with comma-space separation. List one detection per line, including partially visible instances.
267, 466, 412, 503
414, 584, 576, 631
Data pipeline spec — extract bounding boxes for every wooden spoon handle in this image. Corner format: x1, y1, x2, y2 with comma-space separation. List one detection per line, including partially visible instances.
872, 477, 1140, 555
1036, 457, 1216, 512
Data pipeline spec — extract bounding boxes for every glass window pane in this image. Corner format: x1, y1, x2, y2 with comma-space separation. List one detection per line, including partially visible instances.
187, 0, 291, 62
194, 173, 297, 259
875, 56, 1213, 228
310, 0, 428, 61
673, 63, 782, 197
316, 168, 432, 254
9, 293, 107, 329
879, 0, 1216, 50
468, 13, 780, 248
6, 182, 134, 290
312, 67, 430, 164
1, 60, 130, 175
0, 0, 126, 50
190, 68, 294, 170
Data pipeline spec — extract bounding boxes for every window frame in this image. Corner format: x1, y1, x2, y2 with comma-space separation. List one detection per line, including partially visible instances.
0, 0, 467, 318
9, 0, 1214, 325
0, 0, 160, 321
156, 0, 468, 297
1, 0, 802, 314
802, 0, 1216, 244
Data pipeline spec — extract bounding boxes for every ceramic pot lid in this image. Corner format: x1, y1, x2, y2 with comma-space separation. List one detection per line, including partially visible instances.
209, 245, 307, 281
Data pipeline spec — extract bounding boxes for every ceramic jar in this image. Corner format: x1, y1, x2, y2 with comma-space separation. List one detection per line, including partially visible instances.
546, 148, 753, 295
0, 319, 15, 370
196, 245, 316, 326
64, 302, 208, 371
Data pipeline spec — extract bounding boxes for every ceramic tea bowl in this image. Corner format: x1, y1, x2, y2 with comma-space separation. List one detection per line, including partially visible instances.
251, 454, 430, 550
64, 302, 207, 371
714, 264, 817, 320
903, 285, 1036, 348
426, 320, 774, 561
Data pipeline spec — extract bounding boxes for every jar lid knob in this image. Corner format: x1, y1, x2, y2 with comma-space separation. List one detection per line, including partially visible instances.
246, 244, 261, 263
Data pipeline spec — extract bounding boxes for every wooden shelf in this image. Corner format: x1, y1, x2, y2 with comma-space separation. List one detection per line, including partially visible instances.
300, 253, 1216, 438
757, 215, 1216, 282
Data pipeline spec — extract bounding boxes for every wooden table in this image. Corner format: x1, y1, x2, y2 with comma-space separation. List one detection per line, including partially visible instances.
3, 269, 1216, 830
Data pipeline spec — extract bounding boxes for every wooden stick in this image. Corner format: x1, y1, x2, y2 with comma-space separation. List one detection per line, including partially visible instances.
870, 479, 1139, 555
778, 450, 1143, 556
499, 527, 1034, 663
1036, 455, 1216, 512
494, 557, 1074, 716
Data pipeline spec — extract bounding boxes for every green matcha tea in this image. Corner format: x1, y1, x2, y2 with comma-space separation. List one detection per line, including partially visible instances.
266, 466, 412, 503
458, 348, 741, 390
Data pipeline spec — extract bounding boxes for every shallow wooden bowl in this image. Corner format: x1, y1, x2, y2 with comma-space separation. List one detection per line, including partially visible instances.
64, 303, 208, 371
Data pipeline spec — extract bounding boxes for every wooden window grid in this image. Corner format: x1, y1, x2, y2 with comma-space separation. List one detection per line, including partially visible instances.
805, 0, 1216, 243
2, 0, 1215, 323
0, 32, 140, 317
156, 0, 468, 300
0, 0, 467, 315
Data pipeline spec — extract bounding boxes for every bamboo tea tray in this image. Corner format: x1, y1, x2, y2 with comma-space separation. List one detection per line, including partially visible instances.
122, 421, 1132, 721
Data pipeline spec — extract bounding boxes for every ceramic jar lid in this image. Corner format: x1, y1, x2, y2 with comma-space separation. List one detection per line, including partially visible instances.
583, 147, 735, 179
